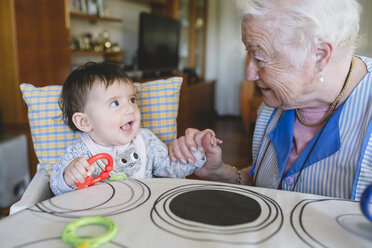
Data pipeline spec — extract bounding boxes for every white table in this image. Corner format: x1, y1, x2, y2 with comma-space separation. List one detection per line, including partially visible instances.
0, 178, 371, 247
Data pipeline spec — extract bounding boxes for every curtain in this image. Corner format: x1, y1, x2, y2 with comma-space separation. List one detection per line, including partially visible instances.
205, 0, 246, 116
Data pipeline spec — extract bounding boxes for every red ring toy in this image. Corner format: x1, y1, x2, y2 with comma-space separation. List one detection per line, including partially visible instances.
75, 153, 113, 189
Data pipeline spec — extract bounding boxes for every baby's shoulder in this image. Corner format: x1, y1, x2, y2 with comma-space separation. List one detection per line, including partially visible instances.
65, 138, 89, 154
137, 128, 165, 149
138, 128, 156, 139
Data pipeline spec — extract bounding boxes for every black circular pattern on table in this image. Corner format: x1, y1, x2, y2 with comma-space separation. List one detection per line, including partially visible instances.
169, 189, 261, 226
150, 183, 283, 244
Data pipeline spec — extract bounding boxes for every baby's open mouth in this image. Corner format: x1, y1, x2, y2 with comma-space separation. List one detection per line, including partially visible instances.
121, 121, 133, 131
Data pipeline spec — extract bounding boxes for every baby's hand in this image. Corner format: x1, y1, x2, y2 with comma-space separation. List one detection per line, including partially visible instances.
195, 130, 222, 158
63, 157, 95, 187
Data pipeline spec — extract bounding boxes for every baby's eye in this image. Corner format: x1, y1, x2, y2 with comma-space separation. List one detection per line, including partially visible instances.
130, 97, 136, 104
110, 100, 119, 107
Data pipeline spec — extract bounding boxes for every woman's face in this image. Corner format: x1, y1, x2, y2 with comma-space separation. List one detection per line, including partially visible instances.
242, 18, 317, 110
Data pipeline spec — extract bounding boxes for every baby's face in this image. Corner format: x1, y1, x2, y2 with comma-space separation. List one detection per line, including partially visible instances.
84, 80, 141, 146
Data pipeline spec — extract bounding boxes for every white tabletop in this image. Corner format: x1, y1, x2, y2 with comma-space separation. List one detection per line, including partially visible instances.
0, 178, 371, 247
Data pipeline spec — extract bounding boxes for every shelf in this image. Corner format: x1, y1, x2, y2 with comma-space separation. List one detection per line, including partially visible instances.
70, 50, 124, 55
124, 0, 167, 6
70, 12, 122, 22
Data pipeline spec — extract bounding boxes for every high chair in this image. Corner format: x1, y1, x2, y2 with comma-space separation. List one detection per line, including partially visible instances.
10, 77, 183, 215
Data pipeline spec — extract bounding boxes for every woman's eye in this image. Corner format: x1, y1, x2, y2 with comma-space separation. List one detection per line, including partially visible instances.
110, 100, 119, 107
248, 51, 266, 68
130, 97, 136, 104
255, 57, 266, 67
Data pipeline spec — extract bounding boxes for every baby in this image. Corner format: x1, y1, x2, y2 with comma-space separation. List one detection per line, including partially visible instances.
50, 62, 219, 195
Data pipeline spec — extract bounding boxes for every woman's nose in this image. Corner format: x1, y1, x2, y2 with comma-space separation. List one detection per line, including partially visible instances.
246, 58, 260, 81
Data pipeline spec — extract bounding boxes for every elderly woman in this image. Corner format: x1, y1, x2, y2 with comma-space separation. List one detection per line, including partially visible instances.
169, 0, 371, 201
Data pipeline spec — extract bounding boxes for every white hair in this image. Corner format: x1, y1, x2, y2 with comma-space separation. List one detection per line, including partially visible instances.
236, 0, 361, 66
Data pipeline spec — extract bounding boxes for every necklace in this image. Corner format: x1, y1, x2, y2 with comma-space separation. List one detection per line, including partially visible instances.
295, 57, 355, 127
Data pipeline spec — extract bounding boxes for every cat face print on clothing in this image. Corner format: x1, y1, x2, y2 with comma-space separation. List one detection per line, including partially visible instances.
115, 147, 142, 176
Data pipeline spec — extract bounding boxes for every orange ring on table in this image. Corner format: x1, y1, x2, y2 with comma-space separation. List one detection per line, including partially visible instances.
75, 153, 113, 189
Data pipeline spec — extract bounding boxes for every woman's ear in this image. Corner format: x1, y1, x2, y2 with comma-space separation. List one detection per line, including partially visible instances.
72, 112, 92, 132
315, 41, 332, 70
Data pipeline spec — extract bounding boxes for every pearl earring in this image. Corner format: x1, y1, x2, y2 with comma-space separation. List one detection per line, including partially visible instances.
319, 67, 324, 83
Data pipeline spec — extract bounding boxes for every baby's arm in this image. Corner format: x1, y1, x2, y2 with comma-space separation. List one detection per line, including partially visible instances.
50, 141, 92, 195
142, 129, 220, 178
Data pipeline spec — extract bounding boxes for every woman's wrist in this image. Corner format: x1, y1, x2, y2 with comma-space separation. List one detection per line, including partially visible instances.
230, 165, 253, 185
207, 163, 242, 184
196, 161, 253, 186
232, 166, 242, 184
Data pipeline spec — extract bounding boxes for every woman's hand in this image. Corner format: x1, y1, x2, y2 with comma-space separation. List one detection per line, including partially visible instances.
63, 157, 95, 187
169, 128, 216, 163
169, 128, 223, 179
194, 131, 224, 178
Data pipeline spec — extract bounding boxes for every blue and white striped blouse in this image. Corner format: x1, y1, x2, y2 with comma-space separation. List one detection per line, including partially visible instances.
251, 56, 372, 201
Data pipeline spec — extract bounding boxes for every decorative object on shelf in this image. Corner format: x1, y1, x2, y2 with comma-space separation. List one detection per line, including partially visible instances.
70, 35, 80, 51
102, 31, 112, 51
70, 0, 83, 13
111, 43, 120, 52
70, 0, 106, 17
87, 0, 98, 15
97, 0, 105, 17
70, 31, 121, 58
93, 36, 104, 52
82, 33, 94, 50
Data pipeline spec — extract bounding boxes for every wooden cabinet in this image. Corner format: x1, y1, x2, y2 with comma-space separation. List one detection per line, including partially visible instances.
177, 79, 215, 136
178, 0, 207, 79
0, 0, 71, 176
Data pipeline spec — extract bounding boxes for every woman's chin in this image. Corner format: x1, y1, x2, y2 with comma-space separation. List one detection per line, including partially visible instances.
262, 98, 280, 108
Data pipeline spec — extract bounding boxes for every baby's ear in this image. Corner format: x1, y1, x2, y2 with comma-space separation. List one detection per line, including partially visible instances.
72, 112, 92, 132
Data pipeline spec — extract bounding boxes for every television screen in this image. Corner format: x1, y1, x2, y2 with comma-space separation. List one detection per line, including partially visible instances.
138, 13, 180, 75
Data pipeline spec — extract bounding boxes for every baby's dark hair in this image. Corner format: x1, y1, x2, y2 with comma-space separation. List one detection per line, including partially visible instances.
60, 62, 132, 131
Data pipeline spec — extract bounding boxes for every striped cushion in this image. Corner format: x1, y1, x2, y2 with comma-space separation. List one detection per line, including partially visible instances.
20, 77, 182, 180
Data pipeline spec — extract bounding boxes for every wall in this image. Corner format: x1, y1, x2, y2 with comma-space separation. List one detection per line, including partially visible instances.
205, 0, 245, 116
357, 0, 372, 57
70, 0, 150, 67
